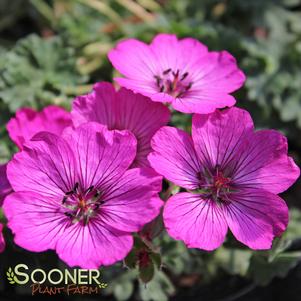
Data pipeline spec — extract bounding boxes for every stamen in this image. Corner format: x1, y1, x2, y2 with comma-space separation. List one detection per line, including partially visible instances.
62, 196, 68, 204
155, 68, 192, 97
84, 215, 89, 226
65, 190, 73, 196
62, 183, 104, 226
186, 82, 193, 91
93, 190, 101, 198
197, 166, 232, 203
154, 75, 161, 87
94, 201, 105, 211
181, 72, 189, 80
74, 182, 79, 192
172, 69, 179, 78
85, 185, 94, 194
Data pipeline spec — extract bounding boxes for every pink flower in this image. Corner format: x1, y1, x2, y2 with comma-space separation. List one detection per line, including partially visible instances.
72, 82, 170, 167
0, 224, 5, 253
108, 34, 245, 114
0, 164, 12, 206
2, 105, 71, 202
149, 107, 300, 250
3, 123, 162, 268
7, 105, 72, 150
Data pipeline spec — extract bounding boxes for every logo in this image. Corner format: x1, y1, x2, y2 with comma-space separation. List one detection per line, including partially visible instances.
6, 264, 107, 296
6, 267, 16, 284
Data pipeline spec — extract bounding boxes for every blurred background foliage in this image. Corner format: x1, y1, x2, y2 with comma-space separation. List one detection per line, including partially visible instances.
0, 0, 301, 300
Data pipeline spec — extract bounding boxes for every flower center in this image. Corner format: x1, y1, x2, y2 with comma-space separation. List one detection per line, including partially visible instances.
198, 167, 232, 202
212, 171, 231, 200
62, 183, 104, 225
154, 68, 193, 98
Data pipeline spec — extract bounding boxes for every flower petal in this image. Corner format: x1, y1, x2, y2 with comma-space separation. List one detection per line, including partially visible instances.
163, 192, 228, 250
192, 107, 254, 171
0, 224, 5, 253
64, 122, 137, 190
116, 88, 170, 167
72, 82, 117, 128
150, 34, 208, 73
100, 168, 163, 232
72, 82, 170, 167
3, 192, 65, 252
7, 106, 72, 150
148, 126, 202, 189
178, 37, 208, 71
232, 130, 300, 194
108, 38, 159, 80
150, 34, 181, 72
0, 164, 12, 205
190, 51, 246, 93
223, 188, 289, 249
7, 132, 77, 197
172, 93, 236, 114
56, 221, 133, 268
114, 77, 161, 101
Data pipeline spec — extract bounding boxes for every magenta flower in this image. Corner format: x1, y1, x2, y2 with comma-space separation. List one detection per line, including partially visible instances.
149, 108, 300, 250
0, 164, 12, 206
7, 105, 72, 150
108, 34, 245, 114
0, 224, 5, 253
72, 82, 170, 167
2, 105, 71, 202
3, 123, 162, 268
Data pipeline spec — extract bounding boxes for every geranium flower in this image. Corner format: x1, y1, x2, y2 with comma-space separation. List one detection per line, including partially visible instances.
148, 107, 300, 250
1, 106, 72, 202
108, 34, 245, 114
7, 105, 72, 150
72, 82, 170, 167
0, 164, 11, 206
3, 123, 162, 268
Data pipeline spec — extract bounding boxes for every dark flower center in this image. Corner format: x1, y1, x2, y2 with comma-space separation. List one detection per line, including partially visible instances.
198, 167, 232, 203
62, 183, 104, 225
154, 68, 193, 98
212, 171, 231, 200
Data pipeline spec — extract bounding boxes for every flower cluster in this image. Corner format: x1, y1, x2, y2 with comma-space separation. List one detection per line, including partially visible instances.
0, 34, 299, 269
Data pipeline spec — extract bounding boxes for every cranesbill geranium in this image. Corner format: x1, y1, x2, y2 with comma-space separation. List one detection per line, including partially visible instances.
72, 82, 170, 167
148, 107, 300, 250
3, 123, 162, 268
108, 34, 245, 114
1, 105, 72, 201
7, 105, 72, 150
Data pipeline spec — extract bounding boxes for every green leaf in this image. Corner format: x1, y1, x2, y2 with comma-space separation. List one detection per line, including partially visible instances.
124, 249, 137, 269
139, 262, 155, 284
215, 247, 252, 276
283, 208, 301, 241
0, 34, 88, 112
150, 253, 162, 270
139, 270, 175, 301
248, 251, 301, 286
113, 281, 134, 301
